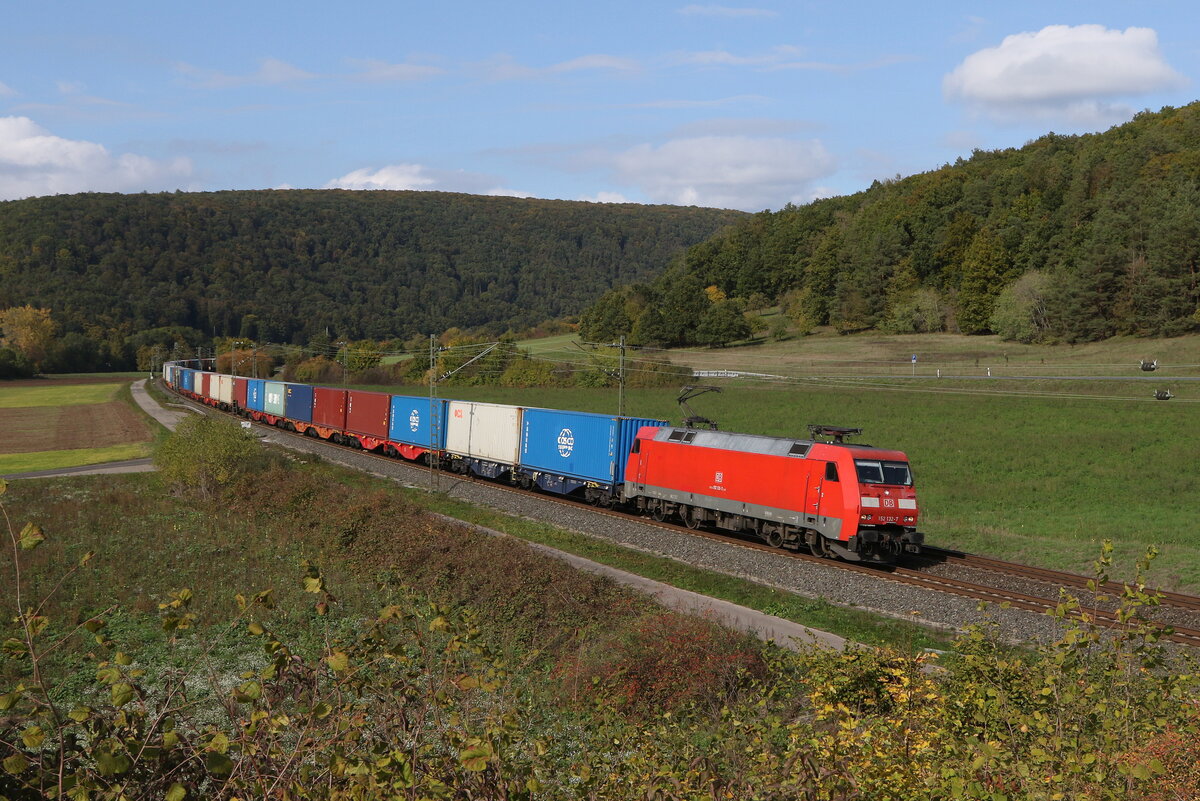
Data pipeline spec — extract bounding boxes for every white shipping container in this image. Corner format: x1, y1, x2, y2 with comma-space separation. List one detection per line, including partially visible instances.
162, 363, 170, 383
444, 401, 522, 465
217, 374, 233, 404
206, 372, 222, 401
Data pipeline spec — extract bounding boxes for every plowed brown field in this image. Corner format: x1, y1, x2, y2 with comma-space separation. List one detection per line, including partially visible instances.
0, 401, 151, 454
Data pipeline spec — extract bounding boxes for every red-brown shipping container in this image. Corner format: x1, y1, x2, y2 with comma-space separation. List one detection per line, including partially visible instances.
345, 390, 390, 437
233, 377, 248, 409
313, 387, 348, 429
195, 372, 208, 397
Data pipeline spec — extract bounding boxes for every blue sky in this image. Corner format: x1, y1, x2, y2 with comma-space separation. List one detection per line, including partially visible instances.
2, 2, 1197, 211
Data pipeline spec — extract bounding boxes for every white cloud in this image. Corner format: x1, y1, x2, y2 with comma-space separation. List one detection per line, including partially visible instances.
611, 135, 835, 210
484, 187, 533, 198
670, 45, 804, 67
578, 191, 630, 203
0, 116, 193, 200
0, 81, 15, 97
325, 164, 438, 191
944, 25, 1185, 124
469, 53, 638, 81
624, 95, 769, 110
177, 57, 315, 89
325, 163, 515, 196
348, 59, 444, 82
677, 5, 777, 18
550, 54, 638, 73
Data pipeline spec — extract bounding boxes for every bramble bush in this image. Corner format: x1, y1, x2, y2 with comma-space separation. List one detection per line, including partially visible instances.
554, 610, 766, 719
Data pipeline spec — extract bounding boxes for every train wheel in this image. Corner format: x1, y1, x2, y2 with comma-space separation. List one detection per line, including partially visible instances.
812, 536, 832, 558
651, 504, 667, 522
765, 529, 783, 549
682, 507, 701, 529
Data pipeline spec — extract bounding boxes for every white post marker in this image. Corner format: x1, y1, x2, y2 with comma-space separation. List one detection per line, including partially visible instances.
911, 353, 917, 376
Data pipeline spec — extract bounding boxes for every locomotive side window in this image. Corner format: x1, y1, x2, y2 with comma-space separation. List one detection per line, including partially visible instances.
824, 462, 839, 482
854, 460, 912, 486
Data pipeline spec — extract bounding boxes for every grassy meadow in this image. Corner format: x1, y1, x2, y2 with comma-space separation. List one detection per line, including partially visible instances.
386, 328, 1200, 591
0, 379, 156, 474
0, 382, 131, 408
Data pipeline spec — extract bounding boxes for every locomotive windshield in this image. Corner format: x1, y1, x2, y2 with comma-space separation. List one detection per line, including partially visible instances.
854, 459, 912, 486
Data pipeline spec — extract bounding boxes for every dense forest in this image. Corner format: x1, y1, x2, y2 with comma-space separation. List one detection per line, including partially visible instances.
0, 190, 742, 349
580, 101, 1200, 346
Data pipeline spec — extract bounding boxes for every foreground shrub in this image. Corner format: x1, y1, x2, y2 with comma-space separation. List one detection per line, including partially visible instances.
153, 414, 265, 498
4, 472, 1199, 800
0, 493, 543, 799
555, 610, 767, 718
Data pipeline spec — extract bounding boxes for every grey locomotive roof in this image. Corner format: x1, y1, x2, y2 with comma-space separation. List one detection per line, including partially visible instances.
654, 427, 816, 457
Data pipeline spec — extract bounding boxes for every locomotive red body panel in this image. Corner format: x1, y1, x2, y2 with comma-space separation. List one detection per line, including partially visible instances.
625, 426, 922, 561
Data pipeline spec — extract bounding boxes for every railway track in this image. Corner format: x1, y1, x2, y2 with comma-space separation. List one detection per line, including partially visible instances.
920, 546, 1200, 614
170, 385, 1200, 649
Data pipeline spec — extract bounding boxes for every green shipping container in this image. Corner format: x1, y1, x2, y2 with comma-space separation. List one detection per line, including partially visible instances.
264, 381, 287, 415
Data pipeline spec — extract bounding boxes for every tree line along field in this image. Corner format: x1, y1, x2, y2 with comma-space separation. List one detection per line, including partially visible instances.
0, 378, 155, 474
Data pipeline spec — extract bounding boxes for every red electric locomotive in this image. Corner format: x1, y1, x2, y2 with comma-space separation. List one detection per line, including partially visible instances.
623, 424, 923, 562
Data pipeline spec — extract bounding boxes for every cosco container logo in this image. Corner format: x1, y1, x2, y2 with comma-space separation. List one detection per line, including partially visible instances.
557, 428, 574, 458
409, 409, 420, 432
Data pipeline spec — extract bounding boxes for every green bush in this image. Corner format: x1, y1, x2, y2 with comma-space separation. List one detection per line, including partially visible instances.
153, 414, 265, 499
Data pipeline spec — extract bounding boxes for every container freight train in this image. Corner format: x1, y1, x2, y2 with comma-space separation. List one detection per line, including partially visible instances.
162, 363, 924, 563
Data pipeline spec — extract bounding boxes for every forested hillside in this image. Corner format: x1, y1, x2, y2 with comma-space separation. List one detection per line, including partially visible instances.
581, 102, 1200, 346
0, 190, 742, 344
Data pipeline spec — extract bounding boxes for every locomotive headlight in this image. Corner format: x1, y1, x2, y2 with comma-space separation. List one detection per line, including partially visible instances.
903, 516, 914, 523
861, 514, 871, 521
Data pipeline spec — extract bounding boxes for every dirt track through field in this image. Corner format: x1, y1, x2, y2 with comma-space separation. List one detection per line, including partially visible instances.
0, 401, 151, 454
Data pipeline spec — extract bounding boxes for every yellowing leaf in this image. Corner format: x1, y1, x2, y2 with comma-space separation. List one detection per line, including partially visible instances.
18, 522, 44, 550
3, 753, 29, 775
20, 725, 44, 749
111, 682, 135, 707
326, 651, 350, 673
459, 744, 492, 772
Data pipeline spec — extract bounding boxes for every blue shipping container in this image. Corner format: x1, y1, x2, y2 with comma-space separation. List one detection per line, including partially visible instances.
246, 379, 265, 412
285, 384, 314, 423
181, 368, 194, 393
387, 395, 446, 449
519, 408, 667, 485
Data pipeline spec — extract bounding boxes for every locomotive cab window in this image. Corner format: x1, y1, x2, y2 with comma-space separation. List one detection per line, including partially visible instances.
824, 462, 839, 482
854, 459, 912, 486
